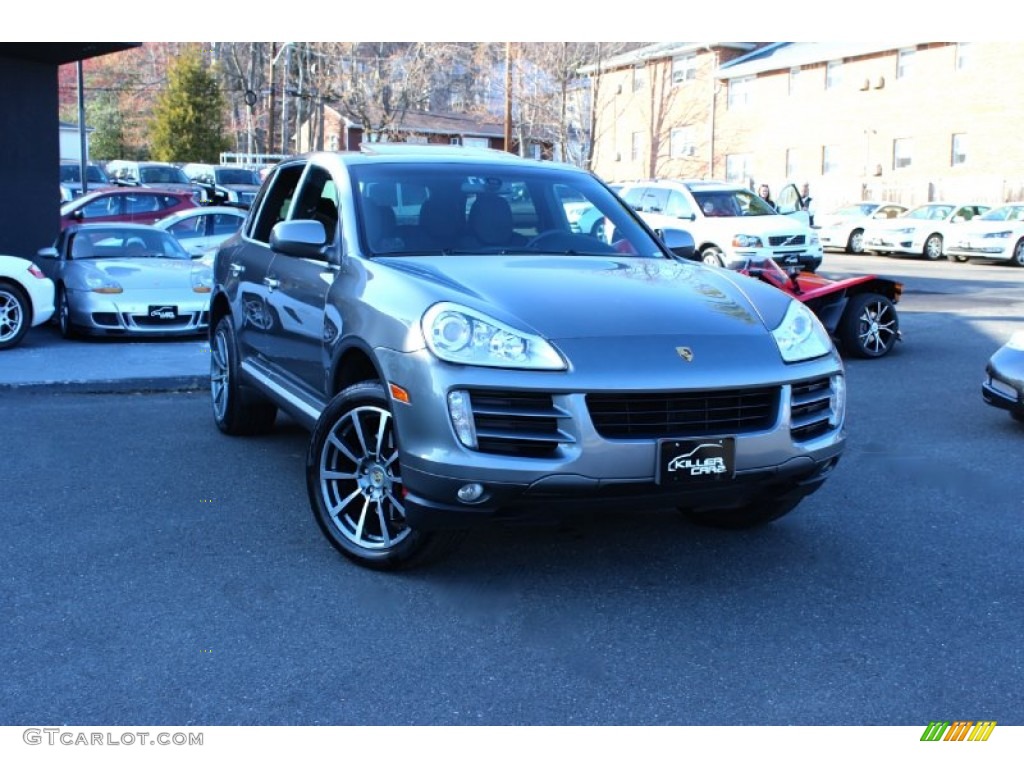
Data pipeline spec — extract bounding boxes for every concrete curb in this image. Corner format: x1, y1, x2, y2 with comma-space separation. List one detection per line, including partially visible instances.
0, 376, 208, 394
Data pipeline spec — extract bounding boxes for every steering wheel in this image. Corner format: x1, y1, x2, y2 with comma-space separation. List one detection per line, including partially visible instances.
526, 230, 573, 249
526, 230, 614, 253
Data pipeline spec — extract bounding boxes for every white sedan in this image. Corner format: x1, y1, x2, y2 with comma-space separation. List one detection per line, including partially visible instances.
0, 254, 56, 349
943, 203, 1024, 266
154, 206, 247, 262
816, 201, 908, 253
862, 202, 990, 260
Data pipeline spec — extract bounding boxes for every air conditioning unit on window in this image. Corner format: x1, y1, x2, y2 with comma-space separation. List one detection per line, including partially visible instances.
860, 78, 870, 91
874, 76, 885, 89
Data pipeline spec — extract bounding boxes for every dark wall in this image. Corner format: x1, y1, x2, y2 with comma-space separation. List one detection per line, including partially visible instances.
0, 56, 59, 259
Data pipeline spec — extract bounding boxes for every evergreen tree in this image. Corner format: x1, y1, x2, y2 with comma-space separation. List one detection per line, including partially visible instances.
87, 91, 130, 160
150, 49, 229, 163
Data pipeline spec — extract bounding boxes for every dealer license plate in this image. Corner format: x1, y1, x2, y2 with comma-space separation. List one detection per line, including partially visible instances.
656, 438, 735, 484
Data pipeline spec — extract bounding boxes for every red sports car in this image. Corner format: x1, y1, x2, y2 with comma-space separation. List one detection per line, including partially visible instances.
736, 256, 902, 359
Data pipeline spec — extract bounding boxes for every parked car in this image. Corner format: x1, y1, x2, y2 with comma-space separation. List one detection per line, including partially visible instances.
59, 162, 114, 203
59, 187, 200, 230
0, 254, 55, 350
734, 255, 902, 358
181, 164, 261, 208
154, 206, 247, 261
862, 202, 990, 260
617, 179, 823, 271
815, 201, 908, 254
36, 223, 212, 338
982, 332, 1024, 422
208, 144, 846, 569
105, 160, 196, 194
942, 203, 1024, 265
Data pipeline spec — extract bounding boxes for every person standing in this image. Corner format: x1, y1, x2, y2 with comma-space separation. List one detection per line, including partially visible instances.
757, 183, 775, 209
801, 182, 816, 226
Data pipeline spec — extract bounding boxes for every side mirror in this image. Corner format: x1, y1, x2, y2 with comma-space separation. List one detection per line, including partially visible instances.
659, 228, 696, 260
72, 209, 84, 220
37, 247, 58, 260
270, 219, 329, 260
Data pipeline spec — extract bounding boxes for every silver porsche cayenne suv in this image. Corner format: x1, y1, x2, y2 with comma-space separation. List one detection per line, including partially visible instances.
208, 145, 846, 569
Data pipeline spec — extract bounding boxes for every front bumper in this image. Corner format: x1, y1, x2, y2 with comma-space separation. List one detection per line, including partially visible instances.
67, 289, 209, 336
376, 347, 846, 528
982, 356, 1024, 417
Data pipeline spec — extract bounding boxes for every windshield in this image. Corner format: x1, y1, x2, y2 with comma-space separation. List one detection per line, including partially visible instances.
215, 168, 260, 186
139, 166, 190, 185
691, 188, 777, 217
349, 162, 665, 259
68, 227, 191, 260
832, 203, 877, 217
905, 205, 954, 220
60, 164, 110, 184
978, 205, 1024, 222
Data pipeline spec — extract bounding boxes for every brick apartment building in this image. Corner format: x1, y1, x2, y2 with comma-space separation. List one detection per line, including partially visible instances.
584, 42, 1024, 212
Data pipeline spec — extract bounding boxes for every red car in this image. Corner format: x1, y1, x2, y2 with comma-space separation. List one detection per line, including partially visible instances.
737, 256, 903, 359
59, 187, 201, 231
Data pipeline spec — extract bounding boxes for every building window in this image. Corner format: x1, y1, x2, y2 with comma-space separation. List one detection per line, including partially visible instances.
672, 53, 697, 85
822, 145, 839, 175
725, 153, 752, 183
897, 48, 915, 79
327, 134, 339, 151
788, 67, 800, 96
826, 60, 842, 91
727, 77, 754, 109
670, 126, 696, 158
631, 131, 643, 162
951, 133, 967, 166
893, 138, 913, 170
632, 65, 646, 92
956, 42, 970, 70
786, 148, 799, 179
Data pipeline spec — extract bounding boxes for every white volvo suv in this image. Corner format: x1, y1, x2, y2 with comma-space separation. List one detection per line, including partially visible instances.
618, 179, 822, 271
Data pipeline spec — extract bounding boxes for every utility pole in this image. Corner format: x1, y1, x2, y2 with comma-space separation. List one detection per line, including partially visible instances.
268, 42, 277, 155
504, 42, 513, 153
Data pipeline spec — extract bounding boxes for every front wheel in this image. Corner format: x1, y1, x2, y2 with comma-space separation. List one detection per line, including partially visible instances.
307, 381, 462, 570
1010, 239, 1024, 267
0, 281, 30, 350
56, 285, 77, 339
210, 316, 277, 435
923, 233, 943, 260
947, 251, 969, 263
680, 496, 802, 529
846, 229, 865, 254
700, 246, 724, 267
838, 292, 899, 358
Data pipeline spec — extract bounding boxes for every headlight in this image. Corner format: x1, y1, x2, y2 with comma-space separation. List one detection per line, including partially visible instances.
422, 302, 566, 370
984, 230, 1012, 239
84, 274, 123, 294
191, 267, 213, 293
772, 300, 832, 363
732, 234, 763, 248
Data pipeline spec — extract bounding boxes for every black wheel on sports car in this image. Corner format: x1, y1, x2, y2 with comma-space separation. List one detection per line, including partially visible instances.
210, 316, 277, 435
923, 233, 943, 260
846, 228, 865, 254
56, 284, 77, 339
1010, 239, 1024, 267
700, 246, 725, 267
838, 292, 899, 359
680, 496, 802, 530
307, 381, 463, 570
0, 281, 30, 350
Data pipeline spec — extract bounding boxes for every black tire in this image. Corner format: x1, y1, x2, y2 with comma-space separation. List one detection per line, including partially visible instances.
307, 380, 462, 570
0, 280, 30, 350
210, 316, 277, 435
947, 250, 969, 263
56, 284, 77, 339
680, 496, 801, 530
838, 292, 899, 359
700, 246, 724, 267
923, 233, 943, 260
846, 228, 865, 254
1010, 239, 1024, 267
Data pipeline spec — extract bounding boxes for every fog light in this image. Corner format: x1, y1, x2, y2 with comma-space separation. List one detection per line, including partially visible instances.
457, 483, 484, 503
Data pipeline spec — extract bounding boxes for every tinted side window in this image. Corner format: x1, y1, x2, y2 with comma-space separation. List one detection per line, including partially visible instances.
251, 164, 305, 243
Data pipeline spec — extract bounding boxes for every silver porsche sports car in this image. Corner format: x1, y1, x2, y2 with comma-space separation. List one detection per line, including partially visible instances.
36, 223, 212, 338
982, 331, 1024, 422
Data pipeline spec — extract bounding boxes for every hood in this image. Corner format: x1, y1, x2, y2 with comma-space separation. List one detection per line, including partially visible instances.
81, 258, 201, 291
382, 255, 791, 341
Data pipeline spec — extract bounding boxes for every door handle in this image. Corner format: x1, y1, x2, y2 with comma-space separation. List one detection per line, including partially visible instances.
263, 277, 280, 291
230, 262, 245, 276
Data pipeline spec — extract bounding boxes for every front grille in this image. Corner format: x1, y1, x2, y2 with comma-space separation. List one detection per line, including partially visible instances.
587, 387, 779, 439
768, 234, 806, 247
466, 390, 573, 458
790, 377, 834, 441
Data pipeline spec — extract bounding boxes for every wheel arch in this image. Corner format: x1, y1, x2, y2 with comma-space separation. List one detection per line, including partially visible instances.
208, 290, 231, 343
329, 339, 386, 397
